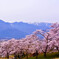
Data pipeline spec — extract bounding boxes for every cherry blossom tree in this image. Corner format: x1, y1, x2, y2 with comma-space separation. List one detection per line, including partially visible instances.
49, 23, 59, 52
33, 29, 53, 57
0, 41, 12, 59
21, 34, 40, 59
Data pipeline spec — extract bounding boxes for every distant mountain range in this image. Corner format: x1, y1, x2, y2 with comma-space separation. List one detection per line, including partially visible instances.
0, 20, 52, 39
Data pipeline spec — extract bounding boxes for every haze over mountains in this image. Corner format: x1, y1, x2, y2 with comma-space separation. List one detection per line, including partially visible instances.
0, 20, 52, 39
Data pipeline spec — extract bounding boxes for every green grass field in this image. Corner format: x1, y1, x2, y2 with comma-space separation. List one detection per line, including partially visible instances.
28, 52, 59, 59
0, 52, 59, 59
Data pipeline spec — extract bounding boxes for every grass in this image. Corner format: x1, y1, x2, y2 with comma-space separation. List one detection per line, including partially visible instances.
25, 52, 59, 59
0, 52, 59, 59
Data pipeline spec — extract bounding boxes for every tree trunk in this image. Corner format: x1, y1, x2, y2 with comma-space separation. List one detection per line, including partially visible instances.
36, 55, 38, 59
6, 52, 9, 59
26, 53, 28, 59
14, 53, 17, 59
22, 53, 25, 57
56, 47, 59, 52
14, 55, 17, 59
43, 52, 46, 57
26, 54, 28, 59
36, 50, 38, 59
18, 55, 21, 59
43, 45, 48, 57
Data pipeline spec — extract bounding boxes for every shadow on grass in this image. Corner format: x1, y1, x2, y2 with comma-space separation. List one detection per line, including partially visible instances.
28, 52, 59, 59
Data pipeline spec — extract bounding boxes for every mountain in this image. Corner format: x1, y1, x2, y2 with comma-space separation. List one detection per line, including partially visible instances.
0, 20, 52, 39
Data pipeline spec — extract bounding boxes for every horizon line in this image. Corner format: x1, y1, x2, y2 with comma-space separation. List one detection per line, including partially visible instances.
0, 19, 57, 24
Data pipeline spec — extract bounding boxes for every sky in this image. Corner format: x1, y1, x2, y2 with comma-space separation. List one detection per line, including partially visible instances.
0, 0, 59, 23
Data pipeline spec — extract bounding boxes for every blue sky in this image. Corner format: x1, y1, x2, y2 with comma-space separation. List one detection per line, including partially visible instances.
0, 0, 59, 23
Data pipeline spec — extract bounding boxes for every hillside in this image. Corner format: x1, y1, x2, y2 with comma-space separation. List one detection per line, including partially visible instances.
0, 20, 52, 39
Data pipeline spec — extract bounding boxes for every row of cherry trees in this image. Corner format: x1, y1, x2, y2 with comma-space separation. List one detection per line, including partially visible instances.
0, 23, 59, 59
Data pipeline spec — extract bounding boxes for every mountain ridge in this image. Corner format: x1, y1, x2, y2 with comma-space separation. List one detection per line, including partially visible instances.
0, 20, 52, 39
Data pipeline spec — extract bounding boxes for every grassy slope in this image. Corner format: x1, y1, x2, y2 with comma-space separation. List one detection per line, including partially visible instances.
0, 52, 59, 59
24, 52, 59, 59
